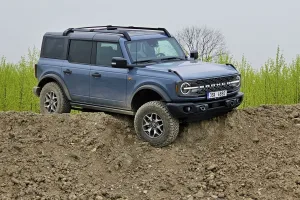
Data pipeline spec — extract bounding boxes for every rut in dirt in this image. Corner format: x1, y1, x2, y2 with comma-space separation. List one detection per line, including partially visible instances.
0, 104, 300, 200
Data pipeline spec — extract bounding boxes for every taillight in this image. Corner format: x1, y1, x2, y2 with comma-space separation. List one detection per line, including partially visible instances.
34, 64, 37, 78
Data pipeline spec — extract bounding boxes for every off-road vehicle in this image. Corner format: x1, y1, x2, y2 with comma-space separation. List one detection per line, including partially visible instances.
33, 25, 244, 147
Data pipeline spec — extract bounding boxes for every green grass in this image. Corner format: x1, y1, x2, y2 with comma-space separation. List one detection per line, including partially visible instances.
215, 47, 300, 108
0, 47, 299, 112
0, 49, 39, 112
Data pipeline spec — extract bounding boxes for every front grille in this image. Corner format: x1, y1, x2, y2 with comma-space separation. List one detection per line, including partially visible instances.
191, 75, 238, 93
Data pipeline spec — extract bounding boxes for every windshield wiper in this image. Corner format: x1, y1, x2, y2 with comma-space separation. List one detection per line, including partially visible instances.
132, 57, 186, 64
132, 59, 160, 64
161, 57, 186, 61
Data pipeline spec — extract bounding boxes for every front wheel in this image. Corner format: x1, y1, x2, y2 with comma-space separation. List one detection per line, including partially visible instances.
134, 101, 179, 147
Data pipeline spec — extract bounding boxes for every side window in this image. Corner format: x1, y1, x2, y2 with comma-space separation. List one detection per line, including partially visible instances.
96, 42, 123, 66
41, 37, 66, 59
68, 40, 92, 64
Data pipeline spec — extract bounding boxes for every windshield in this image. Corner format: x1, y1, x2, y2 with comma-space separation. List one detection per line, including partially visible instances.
126, 37, 186, 64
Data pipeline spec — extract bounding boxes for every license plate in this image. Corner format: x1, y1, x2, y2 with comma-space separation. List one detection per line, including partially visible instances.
207, 90, 227, 99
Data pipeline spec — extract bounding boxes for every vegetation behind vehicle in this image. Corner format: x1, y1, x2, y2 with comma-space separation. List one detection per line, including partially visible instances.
0, 47, 300, 112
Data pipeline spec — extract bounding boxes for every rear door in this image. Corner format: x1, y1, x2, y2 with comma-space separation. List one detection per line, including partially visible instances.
90, 41, 128, 108
62, 40, 92, 103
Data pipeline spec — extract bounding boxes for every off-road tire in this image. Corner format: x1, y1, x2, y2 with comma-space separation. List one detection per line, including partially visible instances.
40, 82, 71, 114
134, 101, 179, 147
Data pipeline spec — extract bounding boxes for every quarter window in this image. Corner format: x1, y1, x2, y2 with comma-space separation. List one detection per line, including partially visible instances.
68, 40, 93, 64
96, 42, 123, 66
41, 37, 66, 59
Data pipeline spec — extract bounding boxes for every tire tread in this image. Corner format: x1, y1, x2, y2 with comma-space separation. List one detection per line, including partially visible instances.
134, 101, 179, 147
40, 82, 71, 114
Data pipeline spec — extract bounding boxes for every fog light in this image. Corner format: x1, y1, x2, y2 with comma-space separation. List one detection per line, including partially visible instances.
183, 106, 192, 112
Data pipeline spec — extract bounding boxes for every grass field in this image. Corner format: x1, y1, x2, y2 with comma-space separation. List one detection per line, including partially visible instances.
0, 47, 299, 112
0, 49, 39, 112
216, 48, 300, 108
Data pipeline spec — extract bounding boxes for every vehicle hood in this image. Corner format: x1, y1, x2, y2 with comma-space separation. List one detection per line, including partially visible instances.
145, 61, 238, 80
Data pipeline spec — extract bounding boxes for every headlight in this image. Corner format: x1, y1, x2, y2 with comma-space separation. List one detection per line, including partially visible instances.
177, 81, 205, 97
180, 82, 191, 95
229, 75, 241, 87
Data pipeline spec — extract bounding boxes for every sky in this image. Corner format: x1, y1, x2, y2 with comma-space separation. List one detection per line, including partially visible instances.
0, 0, 299, 68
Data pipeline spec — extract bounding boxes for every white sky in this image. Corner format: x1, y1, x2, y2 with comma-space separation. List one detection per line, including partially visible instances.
0, 0, 299, 68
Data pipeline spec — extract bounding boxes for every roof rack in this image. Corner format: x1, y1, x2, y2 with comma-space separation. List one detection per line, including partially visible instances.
63, 28, 131, 41
62, 25, 172, 41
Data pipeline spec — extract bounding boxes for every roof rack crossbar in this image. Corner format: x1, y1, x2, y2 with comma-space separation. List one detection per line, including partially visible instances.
93, 29, 131, 41
76, 25, 114, 29
63, 28, 131, 41
106, 26, 172, 37
63, 25, 171, 40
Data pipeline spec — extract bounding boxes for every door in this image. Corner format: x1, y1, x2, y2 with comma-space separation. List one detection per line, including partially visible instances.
90, 41, 128, 108
63, 40, 92, 103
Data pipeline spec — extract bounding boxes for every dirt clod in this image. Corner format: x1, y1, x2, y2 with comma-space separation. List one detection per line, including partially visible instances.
252, 136, 260, 143
290, 111, 299, 118
207, 164, 218, 171
0, 104, 300, 199
194, 190, 205, 198
293, 118, 300, 124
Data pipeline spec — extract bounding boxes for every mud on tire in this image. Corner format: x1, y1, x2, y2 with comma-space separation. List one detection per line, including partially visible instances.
134, 101, 179, 147
40, 82, 71, 114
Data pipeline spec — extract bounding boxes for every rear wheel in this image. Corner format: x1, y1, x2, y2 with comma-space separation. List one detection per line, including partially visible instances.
40, 82, 71, 114
134, 101, 179, 147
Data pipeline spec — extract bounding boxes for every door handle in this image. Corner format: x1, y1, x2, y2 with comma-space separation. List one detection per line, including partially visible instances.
63, 69, 72, 74
92, 72, 101, 78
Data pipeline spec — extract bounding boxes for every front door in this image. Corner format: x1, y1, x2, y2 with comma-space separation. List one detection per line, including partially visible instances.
90, 41, 128, 108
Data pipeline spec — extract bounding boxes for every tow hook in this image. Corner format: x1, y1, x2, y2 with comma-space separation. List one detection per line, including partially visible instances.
198, 104, 208, 112
226, 99, 237, 108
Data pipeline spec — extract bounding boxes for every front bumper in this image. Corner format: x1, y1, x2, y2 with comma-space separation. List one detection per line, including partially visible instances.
167, 92, 244, 122
33, 86, 41, 97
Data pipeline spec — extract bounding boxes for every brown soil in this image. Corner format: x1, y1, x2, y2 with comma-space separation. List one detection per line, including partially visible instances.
0, 104, 300, 200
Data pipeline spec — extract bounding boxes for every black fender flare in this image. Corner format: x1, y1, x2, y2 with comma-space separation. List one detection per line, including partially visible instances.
130, 85, 171, 107
38, 74, 71, 100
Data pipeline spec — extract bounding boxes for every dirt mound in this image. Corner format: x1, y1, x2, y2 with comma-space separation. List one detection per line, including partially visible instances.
0, 105, 300, 200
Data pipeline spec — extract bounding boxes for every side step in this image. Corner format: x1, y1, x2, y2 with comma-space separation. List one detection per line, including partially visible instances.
71, 103, 135, 116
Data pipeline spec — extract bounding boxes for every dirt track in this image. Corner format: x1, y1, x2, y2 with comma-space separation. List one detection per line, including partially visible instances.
0, 105, 300, 200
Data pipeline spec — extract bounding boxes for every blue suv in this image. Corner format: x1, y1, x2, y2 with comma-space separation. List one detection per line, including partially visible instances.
33, 25, 244, 147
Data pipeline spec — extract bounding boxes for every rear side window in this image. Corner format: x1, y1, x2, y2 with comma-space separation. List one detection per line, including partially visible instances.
41, 37, 65, 59
68, 40, 93, 64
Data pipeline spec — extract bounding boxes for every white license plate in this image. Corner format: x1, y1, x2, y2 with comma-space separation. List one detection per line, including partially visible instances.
207, 90, 227, 99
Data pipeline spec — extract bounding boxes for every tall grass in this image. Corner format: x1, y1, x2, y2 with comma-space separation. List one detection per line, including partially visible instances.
227, 47, 300, 108
0, 47, 299, 112
0, 48, 39, 112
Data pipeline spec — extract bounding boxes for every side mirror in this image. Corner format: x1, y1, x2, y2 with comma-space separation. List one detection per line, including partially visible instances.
190, 50, 199, 60
111, 57, 128, 68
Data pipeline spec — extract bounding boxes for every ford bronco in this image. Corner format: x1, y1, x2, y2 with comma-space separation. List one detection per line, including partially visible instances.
33, 25, 244, 147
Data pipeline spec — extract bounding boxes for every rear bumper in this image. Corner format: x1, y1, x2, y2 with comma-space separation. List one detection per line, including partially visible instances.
167, 92, 244, 122
33, 86, 41, 97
